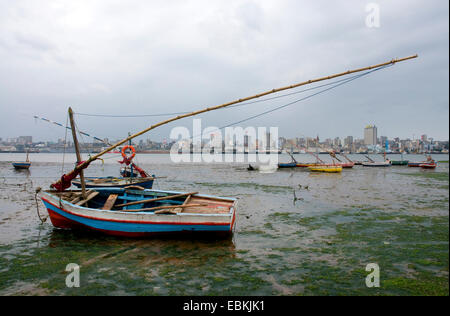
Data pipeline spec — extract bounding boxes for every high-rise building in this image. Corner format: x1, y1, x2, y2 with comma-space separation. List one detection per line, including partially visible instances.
344, 136, 353, 147
364, 125, 377, 146
334, 137, 341, 147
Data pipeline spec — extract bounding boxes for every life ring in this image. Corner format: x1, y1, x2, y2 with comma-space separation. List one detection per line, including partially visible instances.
121, 145, 136, 161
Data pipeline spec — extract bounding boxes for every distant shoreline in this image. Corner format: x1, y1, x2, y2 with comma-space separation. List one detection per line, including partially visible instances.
0, 151, 448, 155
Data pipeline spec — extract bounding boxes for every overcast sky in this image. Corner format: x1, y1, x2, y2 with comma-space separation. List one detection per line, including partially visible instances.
0, 0, 448, 143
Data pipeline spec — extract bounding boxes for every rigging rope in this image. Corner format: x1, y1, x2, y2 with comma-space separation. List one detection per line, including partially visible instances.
73, 71, 382, 118
185, 64, 392, 142
61, 113, 69, 176
33, 115, 110, 145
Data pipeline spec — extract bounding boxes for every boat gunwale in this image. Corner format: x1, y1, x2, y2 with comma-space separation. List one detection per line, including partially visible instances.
42, 197, 236, 229
72, 178, 154, 187
42, 189, 236, 218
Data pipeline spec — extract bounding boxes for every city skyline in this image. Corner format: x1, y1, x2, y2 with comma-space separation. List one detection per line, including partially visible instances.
2, 128, 449, 145
2, 124, 448, 155
1, 117, 448, 144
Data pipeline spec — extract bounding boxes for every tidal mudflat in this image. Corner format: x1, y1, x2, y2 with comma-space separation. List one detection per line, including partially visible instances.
0, 154, 448, 295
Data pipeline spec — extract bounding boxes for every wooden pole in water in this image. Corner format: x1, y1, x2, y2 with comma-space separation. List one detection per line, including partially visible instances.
58, 55, 418, 177
341, 153, 353, 163
68, 107, 87, 199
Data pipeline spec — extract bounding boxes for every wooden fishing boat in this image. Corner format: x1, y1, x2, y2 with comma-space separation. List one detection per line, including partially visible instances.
72, 177, 155, 189
278, 162, 297, 168
308, 165, 342, 173
120, 166, 139, 177
409, 157, 435, 168
12, 162, 31, 170
328, 152, 354, 168
299, 161, 353, 168
337, 162, 354, 168
340, 153, 360, 166
296, 163, 318, 168
41, 188, 237, 237
391, 160, 409, 166
419, 162, 437, 169
316, 162, 354, 168
362, 161, 391, 167
277, 152, 299, 168
12, 151, 31, 169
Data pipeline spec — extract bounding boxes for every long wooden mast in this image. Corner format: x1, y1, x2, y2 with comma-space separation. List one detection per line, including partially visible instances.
67, 55, 418, 173
68, 107, 87, 198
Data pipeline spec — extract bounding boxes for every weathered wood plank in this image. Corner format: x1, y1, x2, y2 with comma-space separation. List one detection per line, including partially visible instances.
175, 195, 192, 213
122, 203, 207, 213
116, 192, 198, 208
124, 185, 146, 190
102, 194, 119, 210
76, 191, 100, 206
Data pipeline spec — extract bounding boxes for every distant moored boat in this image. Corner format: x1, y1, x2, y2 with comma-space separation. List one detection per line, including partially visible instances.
308, 165, 343, 173
419, 162, 437, 169
362, 161, 391, 167
12, 151, 31, 170
391, 160, 409, 165
12, 162, 31, 170
409, 156, 435, 168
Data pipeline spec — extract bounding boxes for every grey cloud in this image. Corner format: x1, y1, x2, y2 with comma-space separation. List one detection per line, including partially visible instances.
0, 0, 448, 142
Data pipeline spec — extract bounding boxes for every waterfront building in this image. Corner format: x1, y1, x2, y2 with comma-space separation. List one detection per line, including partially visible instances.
364, 125, 377, 146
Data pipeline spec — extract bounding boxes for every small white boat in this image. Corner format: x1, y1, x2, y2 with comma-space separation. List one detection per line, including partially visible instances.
362, 161, 391, 167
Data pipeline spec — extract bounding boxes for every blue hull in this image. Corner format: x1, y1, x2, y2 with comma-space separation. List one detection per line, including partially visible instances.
12, 162, 31, 169
278, 163, 297, 168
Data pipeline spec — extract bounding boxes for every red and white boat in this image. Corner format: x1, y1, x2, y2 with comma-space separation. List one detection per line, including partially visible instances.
419, 162, 437, 169
337, 162, 355, 168
409, 156, 435, 168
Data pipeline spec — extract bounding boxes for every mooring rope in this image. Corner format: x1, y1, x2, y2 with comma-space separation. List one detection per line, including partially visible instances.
34, 187, 48, 223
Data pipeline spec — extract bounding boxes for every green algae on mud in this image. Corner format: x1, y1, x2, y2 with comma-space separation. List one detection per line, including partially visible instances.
194, 181, 293, 194
396, 171, 449, 182
295, 211, 449, 295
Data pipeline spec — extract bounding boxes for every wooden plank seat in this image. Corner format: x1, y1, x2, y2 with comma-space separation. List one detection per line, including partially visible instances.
102, 194, 119, 210
76, 191, 100, 206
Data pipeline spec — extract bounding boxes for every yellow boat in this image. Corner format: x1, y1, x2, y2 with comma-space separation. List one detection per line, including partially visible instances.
308, 165, 343, 173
